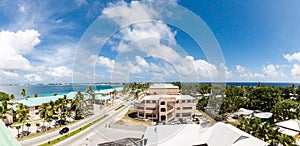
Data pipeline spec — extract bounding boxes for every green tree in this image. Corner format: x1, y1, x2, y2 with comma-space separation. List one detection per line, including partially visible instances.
86, 85, 95, 104
20, 89, 26, 99
272, 99, 300, 121
16, 126, 21, 137
72, 90, 87, 119
25, 123, 31, 132
33, 93, 38, 98
16, 103, 29, 136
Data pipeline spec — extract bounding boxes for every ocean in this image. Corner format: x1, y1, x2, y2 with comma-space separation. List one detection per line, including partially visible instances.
0, 84, 123, 99
0, 82, 298, 99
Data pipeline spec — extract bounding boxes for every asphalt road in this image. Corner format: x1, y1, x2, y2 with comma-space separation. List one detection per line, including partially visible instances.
56, 101, 144, 146
19, 100, 126, 146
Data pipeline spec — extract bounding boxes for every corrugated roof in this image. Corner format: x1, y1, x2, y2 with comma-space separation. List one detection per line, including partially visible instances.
17, 93, 75, 107
0, 120, 21, 146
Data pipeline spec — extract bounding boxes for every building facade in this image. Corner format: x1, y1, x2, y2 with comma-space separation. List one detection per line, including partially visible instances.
134, 84, 196, 122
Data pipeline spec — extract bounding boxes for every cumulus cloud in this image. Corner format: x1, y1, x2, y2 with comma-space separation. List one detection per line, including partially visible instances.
45, 66, 72, 79
283, 52, 300, 78
1, 70, 19, 78
24, 74, 42, 82
236, 65, 246, 73
99, 1, 223, 82
283, 52, 300, 63
0, 29, 40, 70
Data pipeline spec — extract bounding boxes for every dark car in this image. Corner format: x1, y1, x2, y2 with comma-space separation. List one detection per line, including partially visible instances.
55, 120, 66, 126
18, 131, 30, 137
59, 127, 69, 134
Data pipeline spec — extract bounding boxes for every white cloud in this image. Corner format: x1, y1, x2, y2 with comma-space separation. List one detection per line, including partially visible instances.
24, 74, 42, 82
236, 65, 246, 73
97, 56, 115, 68
283, 52, 300, 79
45, 66, 72, 79
18, 5, 26, 13
291, 64, 300, 77
34, 46, 74, 66
1, 70, 19, 78
102, 1, 159, 26
283, 52, 300, 63
75, 0, 88, 6
0, 29, 40, 70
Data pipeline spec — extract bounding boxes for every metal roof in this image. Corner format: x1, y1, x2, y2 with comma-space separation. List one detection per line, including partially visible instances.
144, 123, 268, 146
0, 120, 21, 146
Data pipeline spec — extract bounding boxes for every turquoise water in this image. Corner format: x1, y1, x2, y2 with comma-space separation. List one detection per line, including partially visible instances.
0, 84, 123, 99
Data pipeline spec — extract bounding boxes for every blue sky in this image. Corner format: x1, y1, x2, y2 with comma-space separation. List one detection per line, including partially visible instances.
0, 0, 300, 83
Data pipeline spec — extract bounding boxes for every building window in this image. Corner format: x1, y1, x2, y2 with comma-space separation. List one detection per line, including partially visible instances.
187, 100, 191, 103
161, 108, 166, 112
146, 107, 155, 110
176, 100, 179, 103
146, 100, 151, 103
152, 100, 156, 103
182, 107, 192, 110
182, 100, 185, 103
161, 101, 166, 105
177, 107, 180, 110
176, 113, 181, 117
137, 107, 144, 110
182, 113, 191, 117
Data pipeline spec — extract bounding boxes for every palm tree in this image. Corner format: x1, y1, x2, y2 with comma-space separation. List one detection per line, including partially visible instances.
86, 86, 95, 104
21, 89, 26, 100
112, 89, 117, 103
10, 94, 15, 102
38, 103, 48, 127
25, 123, 31, 132
16, 126, 21, 137
72, 90, 87, 119
16, 103, 29, 137
36, 123, 40, 133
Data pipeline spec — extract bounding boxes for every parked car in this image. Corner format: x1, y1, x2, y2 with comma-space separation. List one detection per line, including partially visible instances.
39, 125, 51, 131
59, 127, 69, 134
18, 131, 30, 137
170, 119, 181, 125
55, 120, 67, 126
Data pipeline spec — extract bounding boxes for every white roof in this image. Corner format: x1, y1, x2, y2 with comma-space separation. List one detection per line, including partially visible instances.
278, 127, 299, 137
276, 119, 300, 132
236, 108, 253, 116
149, 84, 179, 89
254, 112, 273, 119
144, 122, 268, 146
142, 95, 195, 101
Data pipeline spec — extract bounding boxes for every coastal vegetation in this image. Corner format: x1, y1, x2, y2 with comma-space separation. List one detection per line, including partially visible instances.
192, 83, 300, 145
123, 82, 150, 99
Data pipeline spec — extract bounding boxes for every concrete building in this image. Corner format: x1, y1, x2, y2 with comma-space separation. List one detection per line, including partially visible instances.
148, 84, 179, 95
134, 84, 196, 122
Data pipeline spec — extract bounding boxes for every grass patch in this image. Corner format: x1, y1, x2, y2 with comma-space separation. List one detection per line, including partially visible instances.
114, 104, 125, 111
198, 110, 217, 124
38, 114, 108, 146
115, 110, 152, 126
